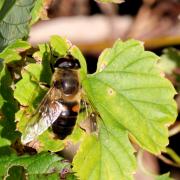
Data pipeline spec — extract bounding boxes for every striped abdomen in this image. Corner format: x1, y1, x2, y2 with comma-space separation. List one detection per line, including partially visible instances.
52, 101, 80, 139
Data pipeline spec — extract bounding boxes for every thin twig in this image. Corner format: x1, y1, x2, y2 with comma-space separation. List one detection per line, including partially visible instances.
158, 154, 180, 168
169, 122, 180, 137
166, 147, 180, 164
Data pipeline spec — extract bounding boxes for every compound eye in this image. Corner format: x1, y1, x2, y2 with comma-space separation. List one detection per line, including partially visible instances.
61, 78, 79, 95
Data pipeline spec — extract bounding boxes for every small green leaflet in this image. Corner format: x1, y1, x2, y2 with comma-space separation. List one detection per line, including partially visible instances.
14, 37, 87, 151
73, 39, 177, 179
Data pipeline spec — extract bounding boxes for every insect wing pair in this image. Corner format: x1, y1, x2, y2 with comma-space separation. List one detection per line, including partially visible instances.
22, 85, 67, 144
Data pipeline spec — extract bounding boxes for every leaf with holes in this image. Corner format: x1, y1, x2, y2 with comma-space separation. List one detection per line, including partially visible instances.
14, 38, 86, 150
0, 152, 72, 179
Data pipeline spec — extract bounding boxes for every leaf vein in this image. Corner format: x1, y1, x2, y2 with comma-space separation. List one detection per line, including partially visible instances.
103, 70, 159, 77
102, 144, 125, 177
123, 55, 156, 70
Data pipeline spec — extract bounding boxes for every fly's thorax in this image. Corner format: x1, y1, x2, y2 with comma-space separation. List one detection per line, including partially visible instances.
52, 68, 80, 97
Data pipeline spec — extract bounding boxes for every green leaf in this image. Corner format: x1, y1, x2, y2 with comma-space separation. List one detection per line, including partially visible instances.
0, 152, 72, 179
30, 0, 45, 25
95, 0, 124, 3
0, 0, 35, 51
82, 39, 177, 155
73, 123, 136, 180
155, 172, 174, 180
50, 35, 71, 56
0, 40, 31, 63
37, 130, 64, 152
14, 48, 51, 135
14, 43, 51, 107
0, 63, 19, 147
0, 0, 5, 11
6, 166, 26, 180
14, 63, 48, 108
0, 0, 16, 21
70, 45, 87, 82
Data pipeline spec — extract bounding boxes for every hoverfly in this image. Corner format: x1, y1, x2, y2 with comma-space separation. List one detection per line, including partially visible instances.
21, 55, 82, 144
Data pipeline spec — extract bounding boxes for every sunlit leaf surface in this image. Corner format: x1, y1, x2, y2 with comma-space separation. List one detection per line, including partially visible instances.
73, 39, 177, 179
73, 123, 136, 180
85, 39, 177, 153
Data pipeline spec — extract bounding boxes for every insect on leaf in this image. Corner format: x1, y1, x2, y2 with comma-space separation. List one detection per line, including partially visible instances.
14, 42, 62, 151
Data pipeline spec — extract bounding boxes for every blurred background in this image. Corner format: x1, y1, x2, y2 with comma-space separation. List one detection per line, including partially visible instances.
29, 0, 180, 179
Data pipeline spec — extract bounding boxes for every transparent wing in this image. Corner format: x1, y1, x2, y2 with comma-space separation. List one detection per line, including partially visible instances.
21, 87, 66, 144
